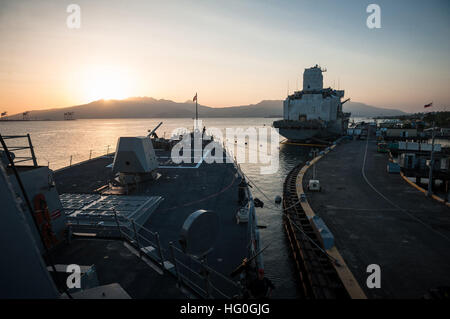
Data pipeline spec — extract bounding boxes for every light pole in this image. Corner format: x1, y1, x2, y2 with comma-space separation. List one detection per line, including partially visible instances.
312, 149, 317, 180
427, 121, 436, 197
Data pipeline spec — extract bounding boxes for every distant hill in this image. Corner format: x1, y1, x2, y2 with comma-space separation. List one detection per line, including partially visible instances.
343, 102, 407, 117
4, 97, 407, 120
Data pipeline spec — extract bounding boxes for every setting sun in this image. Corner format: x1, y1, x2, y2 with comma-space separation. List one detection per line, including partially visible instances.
83, 66, 133, 102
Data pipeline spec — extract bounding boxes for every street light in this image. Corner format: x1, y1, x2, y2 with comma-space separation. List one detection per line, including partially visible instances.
427, 121, 436, 197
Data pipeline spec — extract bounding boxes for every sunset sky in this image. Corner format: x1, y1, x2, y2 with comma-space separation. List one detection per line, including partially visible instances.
0, 0, 449, 115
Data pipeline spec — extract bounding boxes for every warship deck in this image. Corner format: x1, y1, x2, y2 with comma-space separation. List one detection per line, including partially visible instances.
302, 135, 450, 298
50, 238, 188, 298
52, 147, 252, 298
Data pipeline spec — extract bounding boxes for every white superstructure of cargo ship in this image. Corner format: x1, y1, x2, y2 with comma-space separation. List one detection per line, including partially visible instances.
273, 65, 350, 141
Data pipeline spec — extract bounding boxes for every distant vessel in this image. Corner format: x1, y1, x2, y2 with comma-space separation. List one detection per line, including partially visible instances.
273, 65, 351, 142
64, 112, 75, 120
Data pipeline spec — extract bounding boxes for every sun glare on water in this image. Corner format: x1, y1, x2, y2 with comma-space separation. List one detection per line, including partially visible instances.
83, 66, 133, 102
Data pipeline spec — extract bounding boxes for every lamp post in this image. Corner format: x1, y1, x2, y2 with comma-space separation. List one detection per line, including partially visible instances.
427, 121, 436, 197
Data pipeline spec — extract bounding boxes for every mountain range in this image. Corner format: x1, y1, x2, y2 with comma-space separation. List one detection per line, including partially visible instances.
4, 97, 407, 120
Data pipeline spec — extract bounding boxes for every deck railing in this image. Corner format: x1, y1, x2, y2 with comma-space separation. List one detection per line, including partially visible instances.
236, 163, 264, 272
0, 134, 114, 170
52, 145, 114, 171
219, 137, 264, 273
0, 134, 38, 166
93, 211, 243, 299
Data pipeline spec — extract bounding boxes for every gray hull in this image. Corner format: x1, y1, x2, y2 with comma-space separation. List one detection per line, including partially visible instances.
276, 118, 349, 142
278, 128, 322, 141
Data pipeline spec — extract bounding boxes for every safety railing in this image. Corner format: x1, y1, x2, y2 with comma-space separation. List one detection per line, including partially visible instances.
168, 243, 242, 299
108, 211, 242, 299
220, 138, 264, 272
234, 162, 263, 272
0, 133, 114, 170
52, 145, 114, 171
0, 134, 38, 167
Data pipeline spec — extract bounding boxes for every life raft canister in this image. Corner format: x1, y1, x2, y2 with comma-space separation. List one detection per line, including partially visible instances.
33, 193, 58, 249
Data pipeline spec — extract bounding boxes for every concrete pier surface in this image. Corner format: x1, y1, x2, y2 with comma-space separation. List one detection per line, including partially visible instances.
302, 136, 450, 298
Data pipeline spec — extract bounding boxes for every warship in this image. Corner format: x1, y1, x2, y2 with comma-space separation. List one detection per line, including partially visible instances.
273, 65, 351, 142
0, 124, 265, 299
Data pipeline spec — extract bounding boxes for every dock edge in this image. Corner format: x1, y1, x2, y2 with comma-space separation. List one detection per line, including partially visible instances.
296, 142, 368, 299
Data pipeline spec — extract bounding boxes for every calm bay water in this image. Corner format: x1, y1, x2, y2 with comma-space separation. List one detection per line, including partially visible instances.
0, 117, 314, 298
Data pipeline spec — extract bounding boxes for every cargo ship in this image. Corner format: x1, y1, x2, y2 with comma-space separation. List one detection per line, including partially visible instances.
273, 65, 351, 142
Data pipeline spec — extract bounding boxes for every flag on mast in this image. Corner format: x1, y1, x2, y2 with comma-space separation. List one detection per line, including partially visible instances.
424, 102, 433, 108
193, 92, 198, 125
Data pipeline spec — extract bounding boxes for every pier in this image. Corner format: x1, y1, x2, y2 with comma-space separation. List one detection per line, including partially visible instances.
295, 131, 450, 298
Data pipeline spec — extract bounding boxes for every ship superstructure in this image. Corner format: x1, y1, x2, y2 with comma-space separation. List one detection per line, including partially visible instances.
273, 65, 350, 141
